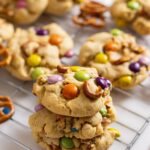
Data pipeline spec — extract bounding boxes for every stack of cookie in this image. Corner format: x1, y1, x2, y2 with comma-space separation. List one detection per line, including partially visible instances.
29, 66, 120, 150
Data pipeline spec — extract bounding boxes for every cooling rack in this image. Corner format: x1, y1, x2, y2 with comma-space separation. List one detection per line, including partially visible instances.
0, 1, 150, 150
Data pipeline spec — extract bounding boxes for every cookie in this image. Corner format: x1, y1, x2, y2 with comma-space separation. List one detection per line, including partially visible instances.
0, 18, 14, 43
111, 0, 150, 35
45, 0, 73, 15
29, 114, 117, 150
29, 99, 116, 140
0, 0, 48, 24
32, 66, 113, 117
6, 23, 74, 81
79, 29, 150, 89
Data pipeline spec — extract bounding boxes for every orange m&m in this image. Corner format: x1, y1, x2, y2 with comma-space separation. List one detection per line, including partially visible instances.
104, 41, 121, 52
62, 83, 78, 100
49, 34, 63, 46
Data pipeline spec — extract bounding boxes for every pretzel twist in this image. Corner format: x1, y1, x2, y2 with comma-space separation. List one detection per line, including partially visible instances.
0, 96, 15, 123
73, 1, 108, 28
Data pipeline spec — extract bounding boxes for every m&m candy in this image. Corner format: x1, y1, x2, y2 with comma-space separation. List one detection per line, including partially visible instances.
74, 70, 90, 81
47, 75, 63, 84
60, 137, 75, 149
49, 34, 62, 46
94, 53, 108, 64
31, 68, 44, 80
62, 84, 78, 100
27, 54, 41, 67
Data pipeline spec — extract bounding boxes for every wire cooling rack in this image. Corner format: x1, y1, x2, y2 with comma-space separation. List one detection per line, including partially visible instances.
0, 1, 150, 150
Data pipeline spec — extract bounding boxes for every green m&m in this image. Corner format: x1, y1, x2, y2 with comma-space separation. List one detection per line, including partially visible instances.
127, 1, 141, 10
110, 29, 122, 36
74, 70, 90, 81
27, 54, 41, 67
60, 137, 75, 149
100, 106, 107, 117
31, 68, 44, 80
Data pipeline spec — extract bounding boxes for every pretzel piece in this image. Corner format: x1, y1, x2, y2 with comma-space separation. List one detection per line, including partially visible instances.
73, 0, 108, 28
0, 96, 15, 123
80, 1, 108, 14
73, 15, 105, 28
0, 45, 11, 67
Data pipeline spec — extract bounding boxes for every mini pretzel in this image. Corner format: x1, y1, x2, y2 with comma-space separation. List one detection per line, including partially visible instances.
0, 45, 11, 67
0, 96, 15, 123
80, 1, 108, 14
73, 1, 108, 28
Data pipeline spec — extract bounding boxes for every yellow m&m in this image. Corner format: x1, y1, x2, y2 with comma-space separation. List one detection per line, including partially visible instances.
70, 66, 81, 72
118, 75, 133, 85
94, 53, 108, 64
108, 128, 121, 138
27, 54, 41, 67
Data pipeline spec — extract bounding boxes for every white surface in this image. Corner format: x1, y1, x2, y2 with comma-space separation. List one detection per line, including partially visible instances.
0, 1, 150, 150
131, 123, 150, 150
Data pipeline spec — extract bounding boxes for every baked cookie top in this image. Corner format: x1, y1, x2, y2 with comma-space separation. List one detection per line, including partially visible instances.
6, 23, 74, 81
0, 0, 48, 24
45, 0, 73, 15
28, 23, 74, 57
45, 0, 84, 15
111, 0, 150, 35
0, 18, 14, 43
29, 95, 116, 140
79, 29, 150, 89
33, 66, 113, 117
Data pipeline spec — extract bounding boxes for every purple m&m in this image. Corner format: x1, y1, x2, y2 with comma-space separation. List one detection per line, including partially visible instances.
129, 62, 140, 73
36, 28, 49, 36
34, 104, 44, 112
47, 75, 63, 84
96, 77, 111, 89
